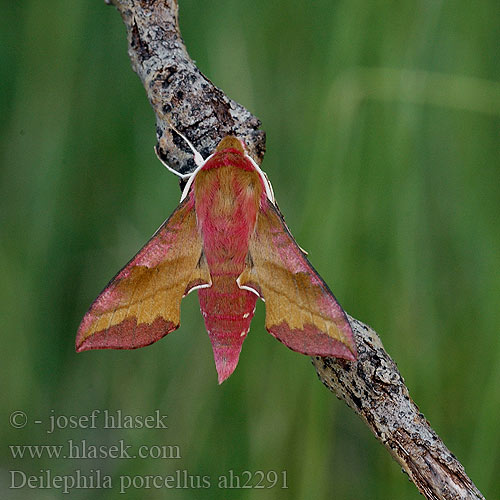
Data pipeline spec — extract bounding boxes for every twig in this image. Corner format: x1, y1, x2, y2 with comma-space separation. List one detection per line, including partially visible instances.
313, 316, 484, 500
106, 1, 484, 498
110, 0, 265, 177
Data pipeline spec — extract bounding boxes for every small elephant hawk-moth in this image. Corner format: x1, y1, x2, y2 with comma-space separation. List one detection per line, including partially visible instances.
76, 134, 357, 383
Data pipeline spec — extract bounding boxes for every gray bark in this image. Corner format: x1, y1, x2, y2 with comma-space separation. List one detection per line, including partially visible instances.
313, 316, 484, 500
110, 0, 265, 177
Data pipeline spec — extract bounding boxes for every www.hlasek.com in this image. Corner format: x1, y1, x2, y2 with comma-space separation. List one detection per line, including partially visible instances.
9, 469, 289, 493
10, 439, 181, 460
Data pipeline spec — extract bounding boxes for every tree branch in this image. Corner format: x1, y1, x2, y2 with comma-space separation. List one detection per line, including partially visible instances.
110, 0, 265, 177
313, 316, 484, 500
106, 1, 484, 498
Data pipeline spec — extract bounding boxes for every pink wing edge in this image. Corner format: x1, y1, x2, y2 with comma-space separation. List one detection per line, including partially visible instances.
255, 199, 358, 361
75, 197, 197, 353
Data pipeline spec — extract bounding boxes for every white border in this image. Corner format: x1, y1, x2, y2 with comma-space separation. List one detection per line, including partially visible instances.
179, 153, 215, 202
179, 149, 275, 205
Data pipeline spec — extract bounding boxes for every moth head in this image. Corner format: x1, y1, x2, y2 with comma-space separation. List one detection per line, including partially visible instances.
215, 135, 246, 154
215, 135, 247, 154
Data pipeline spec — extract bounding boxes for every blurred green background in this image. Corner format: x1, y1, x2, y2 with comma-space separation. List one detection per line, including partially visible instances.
1, 0, 499, 498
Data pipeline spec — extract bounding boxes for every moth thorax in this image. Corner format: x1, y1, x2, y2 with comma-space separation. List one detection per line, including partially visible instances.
215, 136, 245, 153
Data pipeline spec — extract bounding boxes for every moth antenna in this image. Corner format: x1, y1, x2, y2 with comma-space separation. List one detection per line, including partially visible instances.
168, 124, 205, 167
244, 154, 275, 203
154, 145, 192, 180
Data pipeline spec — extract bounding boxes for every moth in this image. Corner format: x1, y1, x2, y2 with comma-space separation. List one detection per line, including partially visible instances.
76, 134, 357, 383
